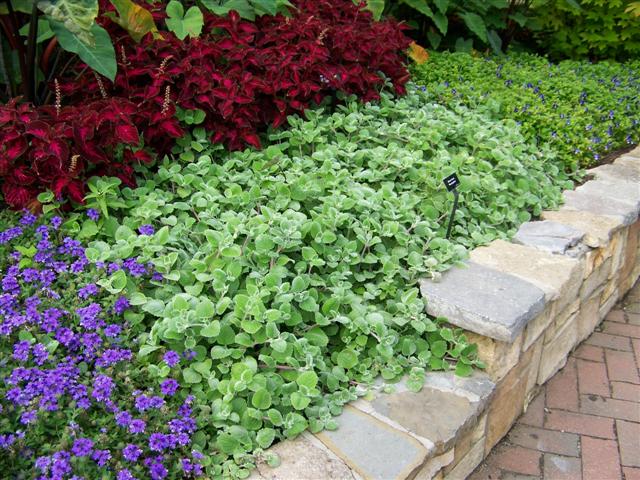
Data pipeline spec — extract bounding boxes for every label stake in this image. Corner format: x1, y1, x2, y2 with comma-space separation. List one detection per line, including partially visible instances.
443, 173, 460, 240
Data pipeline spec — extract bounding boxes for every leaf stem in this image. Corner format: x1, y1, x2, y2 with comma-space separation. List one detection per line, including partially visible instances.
25, 1, 39, 103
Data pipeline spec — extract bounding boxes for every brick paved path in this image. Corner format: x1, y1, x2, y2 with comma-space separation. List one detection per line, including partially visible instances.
469, 281, 640, 480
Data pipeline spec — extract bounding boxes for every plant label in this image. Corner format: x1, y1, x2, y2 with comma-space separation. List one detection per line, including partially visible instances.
443, 173, 460, 192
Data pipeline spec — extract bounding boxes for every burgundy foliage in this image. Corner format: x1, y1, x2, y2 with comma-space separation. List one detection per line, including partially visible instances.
0, 0, 411, 209
0, 99, 149, 209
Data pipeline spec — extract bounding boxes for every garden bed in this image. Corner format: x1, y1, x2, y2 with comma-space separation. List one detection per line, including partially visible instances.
248, 148, 640, 480
2, 3, 640, 477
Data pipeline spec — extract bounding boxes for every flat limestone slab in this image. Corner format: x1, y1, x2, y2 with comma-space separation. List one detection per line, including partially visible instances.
541, 209, 622, 248
360, 372, 494, 454
574, 180, 640, 211
250, 433, 358, 480
587, 163, 640, 184
469, 240, 583, 306
420, 262, 545, 342
561, 189, 638, 226
615, 157, 640, 173
314, 405, 429, 480
512, 220, 585, 254
626, 146, 640, 157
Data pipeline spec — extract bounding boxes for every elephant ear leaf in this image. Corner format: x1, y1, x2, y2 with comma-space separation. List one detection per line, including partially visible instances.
104, 0, 161, 43
38, 0, 99, 46
49, 20, 117, 81
460, 11, 488, 43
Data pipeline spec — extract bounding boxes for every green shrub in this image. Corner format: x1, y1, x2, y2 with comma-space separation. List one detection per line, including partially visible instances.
531, 0, 640, 61
54, 87, 571, 477
363, 0, 539, 54
412, 52, 640, 169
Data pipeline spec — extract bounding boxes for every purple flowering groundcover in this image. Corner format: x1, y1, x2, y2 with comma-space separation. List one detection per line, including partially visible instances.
0, 212, 203, 479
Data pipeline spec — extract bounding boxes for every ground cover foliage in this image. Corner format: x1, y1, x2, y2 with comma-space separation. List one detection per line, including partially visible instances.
28, 86, 574, 478
412, 52, 640, 169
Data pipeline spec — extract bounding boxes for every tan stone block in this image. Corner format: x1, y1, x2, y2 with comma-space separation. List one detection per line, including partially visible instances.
580, 257, 612, 301
620, 221, 640, 283
470, 241, 583, 310
465, 331, 523, 382
444, 440, 485, 480
523, 302, 555, 351
601, 278, 619, 306
599, 287, 620, 321
414, 450, 454, 480
577, 292, 602, 342
485, 344, 537, 453
253, 433, 358, 480
608, 230, 628, 278
541, 210, 621, 248
525, 337, 544, 401
619, 273, 635, 297
538, 312, 579, 384
444, 414, 487, 475
543, 299, 580, 343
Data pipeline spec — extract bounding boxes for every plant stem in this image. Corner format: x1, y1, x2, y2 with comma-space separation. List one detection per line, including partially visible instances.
6, 0, 30, 101
0, 32, 12, 99
40, 39, 61, 104
25, 1, 39, 103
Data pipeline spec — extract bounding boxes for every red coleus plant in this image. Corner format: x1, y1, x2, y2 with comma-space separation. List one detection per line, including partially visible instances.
63, 0, 412, 150
0, 0, 411, 209
0, 98, 151, 209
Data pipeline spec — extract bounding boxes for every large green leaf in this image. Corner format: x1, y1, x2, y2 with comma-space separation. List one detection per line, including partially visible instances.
363, 0, 385, 20
200, 0, 255, 20
401, 0, 434, 19
49, 20, 117, 80
104, 0, 160, 43
433, 0, 448, 13
250, 0, 277, 15
38, 0, 98, 45
460, 11, 488, 43
426, 30, 442, 49
19, 18, 54, 43
432, 11, 448, 34
165, 0, 203, 40
487, 29, 502, 53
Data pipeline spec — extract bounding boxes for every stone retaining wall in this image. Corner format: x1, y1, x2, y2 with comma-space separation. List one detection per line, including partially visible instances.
249, 148, 640, 480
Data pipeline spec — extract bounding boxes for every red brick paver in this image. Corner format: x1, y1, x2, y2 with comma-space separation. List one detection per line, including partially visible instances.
470, 282, 640, 480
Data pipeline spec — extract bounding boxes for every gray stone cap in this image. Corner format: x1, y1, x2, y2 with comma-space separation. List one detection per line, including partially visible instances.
540, 209, 622, 248
314, 404, 430, 480
251, 371, 495, 480
512, 220, 585, 254
615, 156, 640, 173
587, 163, 640, 184
562, 189, 638, 226
575, 180, 640, 211
358, 371, 495, 456
420, 261, 545, 342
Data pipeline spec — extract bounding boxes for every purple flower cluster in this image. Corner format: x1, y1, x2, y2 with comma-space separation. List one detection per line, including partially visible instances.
0, 213, 202, 479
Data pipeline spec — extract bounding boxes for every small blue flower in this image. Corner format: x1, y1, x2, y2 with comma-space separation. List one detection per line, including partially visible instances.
86, 209, 100, 221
